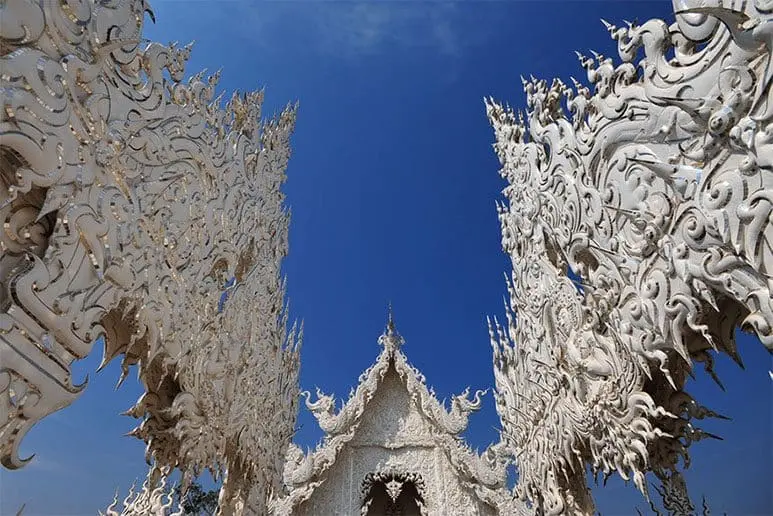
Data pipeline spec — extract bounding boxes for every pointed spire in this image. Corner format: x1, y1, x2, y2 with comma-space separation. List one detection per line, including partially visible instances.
386, 301, 396, 336
379, 302, 403, 351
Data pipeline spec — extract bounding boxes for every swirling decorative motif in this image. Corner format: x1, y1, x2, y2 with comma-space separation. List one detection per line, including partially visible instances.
272, 319, 515, 515
636, 472, 718, 516
300, 321, 486, 439
0, 0, 301, 513
653, 470, 696, 516
101, 473, 183, 516
487, 0, 773, 514
359, 469, 428, 516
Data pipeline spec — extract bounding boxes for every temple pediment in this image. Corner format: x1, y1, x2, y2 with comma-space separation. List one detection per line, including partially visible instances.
270, 313, 518, 516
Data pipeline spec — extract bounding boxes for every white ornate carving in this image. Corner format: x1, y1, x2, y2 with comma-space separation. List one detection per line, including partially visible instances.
360, 470, 429, 515
0, 0, 300, 513
487, 0, 773, 514
653, 470, 695, 516
101, 474, 183, 516
300, 316, 486, 440
272, 315, 516, 515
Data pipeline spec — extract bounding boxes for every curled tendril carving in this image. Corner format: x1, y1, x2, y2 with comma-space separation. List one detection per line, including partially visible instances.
101, 473, 183, 516
488, 0, 773, 514
360, 470, 428, 516
0, 0, 301, 512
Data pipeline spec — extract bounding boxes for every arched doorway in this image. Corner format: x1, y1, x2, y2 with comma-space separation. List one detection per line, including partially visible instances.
360, 471, 428, 516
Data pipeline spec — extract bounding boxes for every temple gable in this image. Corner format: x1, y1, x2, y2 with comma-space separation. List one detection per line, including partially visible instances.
270, 313, 516, 516
351, 369, 435, 448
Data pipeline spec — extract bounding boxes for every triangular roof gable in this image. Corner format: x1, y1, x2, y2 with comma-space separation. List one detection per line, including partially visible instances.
272, 322, 510, 514
302, 335, 486, 441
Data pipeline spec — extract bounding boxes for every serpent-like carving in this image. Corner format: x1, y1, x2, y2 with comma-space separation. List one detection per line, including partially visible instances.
0, 0, 301, 513
488, 0, 773, 513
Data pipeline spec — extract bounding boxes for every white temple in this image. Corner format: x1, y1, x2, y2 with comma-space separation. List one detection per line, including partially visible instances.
5, 1, 773, 514
271, 312, 513, 515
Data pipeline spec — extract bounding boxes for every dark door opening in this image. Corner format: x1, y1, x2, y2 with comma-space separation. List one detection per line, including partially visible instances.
361, 472, 426, 516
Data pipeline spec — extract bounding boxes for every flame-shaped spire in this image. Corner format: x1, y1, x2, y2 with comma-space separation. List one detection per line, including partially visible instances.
387, 302, 396, 336
379, 302, 403, 350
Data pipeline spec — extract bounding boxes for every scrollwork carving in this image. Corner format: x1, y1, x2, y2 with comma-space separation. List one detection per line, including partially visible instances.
1, 0, 301, 513
360, 469, 428, 516
101, 473, 183, 516
488, 0, 773, 513
274, 318, 515, 515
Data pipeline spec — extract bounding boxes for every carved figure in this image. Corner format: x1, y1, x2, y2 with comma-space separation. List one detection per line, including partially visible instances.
487, 0, 773, 513
0, 0, 300, 513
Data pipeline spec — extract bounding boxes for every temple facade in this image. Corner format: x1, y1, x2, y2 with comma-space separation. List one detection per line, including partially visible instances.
271, 313, 515, 515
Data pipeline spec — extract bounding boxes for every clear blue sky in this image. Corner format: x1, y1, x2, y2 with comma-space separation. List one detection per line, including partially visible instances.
2, 2, 771, 514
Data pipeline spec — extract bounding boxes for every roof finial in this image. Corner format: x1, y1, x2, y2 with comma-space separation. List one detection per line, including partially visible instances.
379, 302, 403, 350
387, 302, 395, 336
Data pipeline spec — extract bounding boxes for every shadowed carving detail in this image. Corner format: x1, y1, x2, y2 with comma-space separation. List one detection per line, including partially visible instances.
488, 0, 773, 514
0, 0, 301, 513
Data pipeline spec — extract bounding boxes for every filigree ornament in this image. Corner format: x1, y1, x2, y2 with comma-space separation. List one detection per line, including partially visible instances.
653, 470, 695, 516
488, 0, 773, 514
271, 318, 516, 515
0, 0, 301, 513
360, 470, 428, 515
102, 473, 183, 516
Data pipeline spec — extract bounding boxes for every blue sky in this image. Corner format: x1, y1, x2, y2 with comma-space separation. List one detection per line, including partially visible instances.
2, 1, 771, 514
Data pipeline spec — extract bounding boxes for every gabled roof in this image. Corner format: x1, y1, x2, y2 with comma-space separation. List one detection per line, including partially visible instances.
271, 315, 513, 514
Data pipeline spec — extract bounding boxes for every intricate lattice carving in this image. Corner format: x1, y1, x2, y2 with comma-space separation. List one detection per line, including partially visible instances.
0, 0, 300, 512
487, 0, 773, 514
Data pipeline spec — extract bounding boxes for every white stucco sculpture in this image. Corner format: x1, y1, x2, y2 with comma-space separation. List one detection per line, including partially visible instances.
0, 0, 301, 512
271, 312, 526, 516
101, 475, 183, 516
487, 0, 773, 514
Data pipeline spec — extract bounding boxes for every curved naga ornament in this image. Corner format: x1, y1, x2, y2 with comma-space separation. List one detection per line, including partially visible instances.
487, 0, 773, 514
0, 0, 301, 513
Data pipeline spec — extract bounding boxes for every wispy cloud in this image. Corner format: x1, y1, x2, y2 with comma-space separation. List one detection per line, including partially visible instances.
204, 1, 486, 59
307, 3, 467, 57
